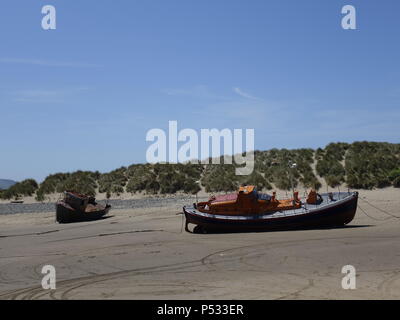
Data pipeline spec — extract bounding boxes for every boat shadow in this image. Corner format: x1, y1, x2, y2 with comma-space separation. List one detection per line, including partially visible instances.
57, 215, 115, 224
195, 224, 374, 235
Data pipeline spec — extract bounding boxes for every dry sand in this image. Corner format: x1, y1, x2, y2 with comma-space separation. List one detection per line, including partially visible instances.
0, 188, 399, 300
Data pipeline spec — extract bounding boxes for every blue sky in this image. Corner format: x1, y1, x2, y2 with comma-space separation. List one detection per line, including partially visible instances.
1, 0, 399, 182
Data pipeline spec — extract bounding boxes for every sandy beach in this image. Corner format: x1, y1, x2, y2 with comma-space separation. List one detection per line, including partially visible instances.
0, 188, 399, 300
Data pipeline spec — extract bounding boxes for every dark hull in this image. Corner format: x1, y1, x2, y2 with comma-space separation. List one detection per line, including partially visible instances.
56, 202, 111, 223
184, 192, 358, 233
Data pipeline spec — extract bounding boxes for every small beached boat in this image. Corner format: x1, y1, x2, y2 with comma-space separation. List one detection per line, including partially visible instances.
56, 191, 111, 223
183, 185, 358, 233
10, 200, 24, 204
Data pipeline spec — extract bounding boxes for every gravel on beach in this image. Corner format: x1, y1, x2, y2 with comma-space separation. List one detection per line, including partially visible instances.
0, 195, 201, 215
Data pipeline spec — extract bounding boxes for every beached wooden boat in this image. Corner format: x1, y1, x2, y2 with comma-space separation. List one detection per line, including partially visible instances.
56, 191, 111, 223
183, 186, 358, 233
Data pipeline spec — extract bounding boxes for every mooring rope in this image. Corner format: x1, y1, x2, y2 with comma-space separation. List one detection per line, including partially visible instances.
359, 197, 400, 219
180, 211, 185, 233
357, 204, 391, 221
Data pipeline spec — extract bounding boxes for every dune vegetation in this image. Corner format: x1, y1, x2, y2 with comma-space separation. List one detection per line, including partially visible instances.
0, 141, 399, 201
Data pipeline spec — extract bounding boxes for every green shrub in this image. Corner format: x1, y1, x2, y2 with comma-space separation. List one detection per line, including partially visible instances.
0, 179, 38, 200
300, 173, 322, 190
389, 168, 400, 181
98, 167, 128, 195
38, 173, 70, 194
241, 171, 272, 191
389, 168, 400, 188
393, 176, 400, 188
316, 143, 347, 187
325, 175, 342, 188
183, 179, 201, 194
126, 165, 159, 194
201, 164, 239, 192
345, 142, 400, 189
255, 148, 316, 190
35, 189, 45, 202
57, 171, 97, 196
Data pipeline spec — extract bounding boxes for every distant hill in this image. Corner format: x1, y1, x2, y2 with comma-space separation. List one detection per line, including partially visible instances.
1, 141, 400, 201
0, 179, 17, 190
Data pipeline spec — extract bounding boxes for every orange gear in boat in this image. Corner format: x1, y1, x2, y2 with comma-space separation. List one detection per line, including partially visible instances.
197, 185, 302, 216
307, 190, 317, 204
306, 189, 323, 205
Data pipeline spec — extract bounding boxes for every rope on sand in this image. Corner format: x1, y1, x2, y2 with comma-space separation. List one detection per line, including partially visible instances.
357, 204, 391, 221
359, 197, 400, 219
180, 211, 185, 233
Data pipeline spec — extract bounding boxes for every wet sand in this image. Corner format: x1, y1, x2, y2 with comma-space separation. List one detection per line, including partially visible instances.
0, 189, 399, 300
